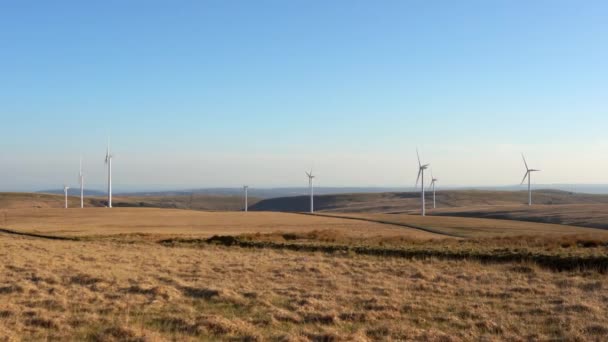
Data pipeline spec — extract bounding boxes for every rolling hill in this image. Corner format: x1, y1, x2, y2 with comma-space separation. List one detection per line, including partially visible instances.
0, 192, 259, 211
250, 190, 608, 230
249, 189, 608, 213
431, 204, 608, 230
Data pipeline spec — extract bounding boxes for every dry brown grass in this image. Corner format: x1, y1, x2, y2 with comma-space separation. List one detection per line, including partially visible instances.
322, 212, 608, 238
1, 233, 608, 341
2, 207, 607, 340
432, 203, 608, 230
0, 208, 441, 240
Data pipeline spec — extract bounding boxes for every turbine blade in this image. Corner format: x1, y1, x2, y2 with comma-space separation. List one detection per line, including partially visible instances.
416, 148, 421, 167
415, 169, 422, 187
520, 171, 529, 185
521, 154, 529, 170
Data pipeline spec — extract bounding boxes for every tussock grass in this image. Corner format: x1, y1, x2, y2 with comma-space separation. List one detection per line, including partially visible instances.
0, 208, 440, 239
324, 212, 608, 238
2, 207, 608, 340
2, 234, 608, 340
161, 231, 608, 272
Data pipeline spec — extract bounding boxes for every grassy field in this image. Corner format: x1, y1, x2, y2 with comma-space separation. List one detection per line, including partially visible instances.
1, 207, 608, 340
431, 204, 608, 230
1, 233, 608, 341
318, 212, 608, 238
0, 208, 440, 240
5, 191, 608, 231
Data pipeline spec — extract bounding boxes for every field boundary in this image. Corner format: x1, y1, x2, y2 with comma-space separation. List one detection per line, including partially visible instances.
0, 227, 79, 241
299, 212, 463, 238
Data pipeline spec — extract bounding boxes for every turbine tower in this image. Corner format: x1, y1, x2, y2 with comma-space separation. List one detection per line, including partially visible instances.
63, 185, 70, 209
305, 170, 315, 213
520, 154, 540, 206
105, 139, 113, 208
79, 157, 84, 209
415, 149, 430, 216
428, 171, 438, 209
243, 185, 249, 212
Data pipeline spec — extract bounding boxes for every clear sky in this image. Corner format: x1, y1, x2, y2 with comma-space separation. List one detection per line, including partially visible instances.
1, 0, 607, 191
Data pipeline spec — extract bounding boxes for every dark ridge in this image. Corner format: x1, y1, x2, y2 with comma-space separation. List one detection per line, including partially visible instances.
159, 235, 608, 273
300, 212, 461, 238
249, 190, 608, 213
433, 211, 608, 230
0, 228, 79, 241
249, 192, 419, 212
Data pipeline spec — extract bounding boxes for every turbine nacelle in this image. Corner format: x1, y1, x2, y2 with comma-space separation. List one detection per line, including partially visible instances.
415, 165, 430, 188
520, 154, 541, 184
415, 148, 429, 216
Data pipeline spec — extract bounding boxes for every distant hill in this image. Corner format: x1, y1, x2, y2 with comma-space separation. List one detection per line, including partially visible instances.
0, 192, 89, 209
250, 189, 608, 213
38, 189, 106, 196
0, 192, 260, 211
35, 184, 608, 199
117, 187, 412, 199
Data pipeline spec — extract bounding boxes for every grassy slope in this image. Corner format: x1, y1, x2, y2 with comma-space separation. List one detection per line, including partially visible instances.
1, 234, 608, 341
0, 208, 441, 240
251, 190, 608, 213
319, 212, 608, 238
1, 204, 608, 340
251, 190, 608, 230
430, 204, 608, 230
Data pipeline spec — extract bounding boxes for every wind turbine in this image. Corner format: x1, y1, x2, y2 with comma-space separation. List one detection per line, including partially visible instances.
243, 185, 249, 212
63, 185, 70, 209
415, 149, 430, 216
305, 170, 315, 213
79, 157, 84, 209
520, 154, 540, 206
105, 139, 113, 208
428, 171, 438, 209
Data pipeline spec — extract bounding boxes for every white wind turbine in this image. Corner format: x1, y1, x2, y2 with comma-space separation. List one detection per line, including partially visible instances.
79, 157, 84, 209
105, 139, 113, 208
63, 185, 70, 209
520, 154, 540, 206
305, 170, 315, 213
428, 171, 438, 209
415, 149, 430, 216
243, 185, 249, 212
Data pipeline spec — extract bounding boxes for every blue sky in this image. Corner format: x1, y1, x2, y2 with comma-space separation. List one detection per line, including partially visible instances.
1, 0, 607, 191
